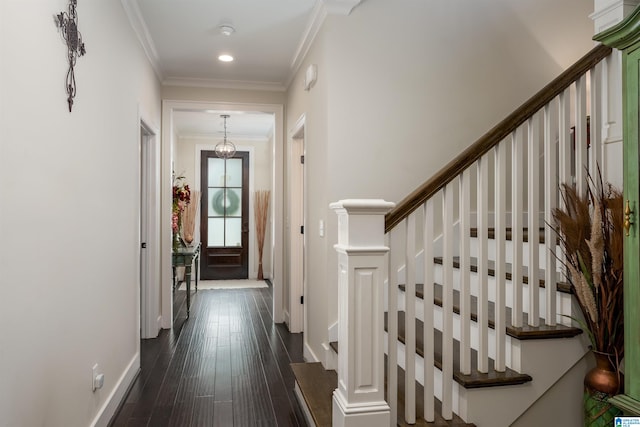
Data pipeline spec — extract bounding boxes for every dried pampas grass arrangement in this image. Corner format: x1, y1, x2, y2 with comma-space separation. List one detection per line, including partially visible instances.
254, 190, 270, 280
551, 171, 623, 371
181, 190, 201, 244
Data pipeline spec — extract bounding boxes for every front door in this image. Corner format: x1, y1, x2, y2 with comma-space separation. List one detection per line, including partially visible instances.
200, 151, 249, 280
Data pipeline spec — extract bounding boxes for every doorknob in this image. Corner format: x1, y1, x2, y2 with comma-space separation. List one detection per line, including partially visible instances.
624, 200, 633, 237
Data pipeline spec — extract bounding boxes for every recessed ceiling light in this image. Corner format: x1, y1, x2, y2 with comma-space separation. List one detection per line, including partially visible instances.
218, 54, 234, 62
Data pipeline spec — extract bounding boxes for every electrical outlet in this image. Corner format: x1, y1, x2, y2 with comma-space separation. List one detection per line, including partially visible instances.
92, 364, 104, 392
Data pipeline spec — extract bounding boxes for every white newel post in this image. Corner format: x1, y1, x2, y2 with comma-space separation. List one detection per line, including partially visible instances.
330, 199, 395, 427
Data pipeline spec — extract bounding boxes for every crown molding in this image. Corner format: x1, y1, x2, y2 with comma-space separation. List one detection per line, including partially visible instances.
162, 77, 286, 92
120, 0, 162, 80
322, 0, 363, 15
178, 133, 270, 142
286, 0, 364, 89
288, 1, 328, 88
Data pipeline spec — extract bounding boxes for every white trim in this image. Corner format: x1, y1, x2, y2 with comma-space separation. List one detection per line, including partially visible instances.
138, 109, 161, 339
90, 353, 140, 427
288, 2, 328, 88
322, 0, 363, 15
287, 0, 364, 88
179, 133, 269, 142
162, 77, 286, 92
284, 309, 291, 327
161, 100, 285, 327
288, 114, 306, 333
294, 382, 317, 427
194, 144, 257, 279
120, 0, 162, 80
322, 342, 337, 370
304, 340, 321, 363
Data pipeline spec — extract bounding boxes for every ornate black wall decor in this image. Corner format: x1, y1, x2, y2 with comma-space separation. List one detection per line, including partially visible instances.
55, 0, 86, 112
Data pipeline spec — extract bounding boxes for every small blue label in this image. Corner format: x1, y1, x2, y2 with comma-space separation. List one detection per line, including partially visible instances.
616, 417, 640, 426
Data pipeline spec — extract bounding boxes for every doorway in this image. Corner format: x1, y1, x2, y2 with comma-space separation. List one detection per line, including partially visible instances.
200, 150, 250, 280
139, 120, 160, 339
288, 115, 305, 333
161, 101, 285, 327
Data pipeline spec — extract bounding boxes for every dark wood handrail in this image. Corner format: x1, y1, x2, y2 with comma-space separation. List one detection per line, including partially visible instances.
384, 43, 612, 233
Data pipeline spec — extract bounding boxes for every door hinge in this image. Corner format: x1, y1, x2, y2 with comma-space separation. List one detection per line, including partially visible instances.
300, 225, 304, 234
300, 155, 305, 164
300, 296, 304, 304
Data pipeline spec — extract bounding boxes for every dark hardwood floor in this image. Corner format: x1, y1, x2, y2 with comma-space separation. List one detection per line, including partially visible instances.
110, 283, 307, 427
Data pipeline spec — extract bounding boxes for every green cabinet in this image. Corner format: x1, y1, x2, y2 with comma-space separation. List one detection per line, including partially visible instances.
595, 5, 640, 415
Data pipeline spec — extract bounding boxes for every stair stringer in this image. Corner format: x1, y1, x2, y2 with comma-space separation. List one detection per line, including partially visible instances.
387, 332, 589, 426
324, 321, 339, 369
457, 334, 590, 426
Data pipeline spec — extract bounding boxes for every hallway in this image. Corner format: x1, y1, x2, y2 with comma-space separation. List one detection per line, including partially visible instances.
110, 284, 307, 426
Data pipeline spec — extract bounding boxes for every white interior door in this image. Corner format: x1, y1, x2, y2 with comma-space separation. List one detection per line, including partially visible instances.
140, 122, 160, 339
288, 119, 305, 333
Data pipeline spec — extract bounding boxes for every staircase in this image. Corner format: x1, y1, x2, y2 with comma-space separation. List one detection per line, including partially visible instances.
292, 44, 613, 426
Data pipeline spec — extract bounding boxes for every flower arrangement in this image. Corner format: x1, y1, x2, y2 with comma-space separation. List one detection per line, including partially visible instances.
172, 175, 191, 238
552, 172, 624, 373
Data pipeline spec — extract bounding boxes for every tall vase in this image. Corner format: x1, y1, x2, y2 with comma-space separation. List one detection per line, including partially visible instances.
584, 351, 622, 426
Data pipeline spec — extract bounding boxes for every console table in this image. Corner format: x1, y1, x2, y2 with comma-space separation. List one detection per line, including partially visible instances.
172, 242, 200, 317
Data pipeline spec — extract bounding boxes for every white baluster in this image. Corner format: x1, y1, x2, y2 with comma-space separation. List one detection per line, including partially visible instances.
477, 156, 489, 373
559, 88, 572, 192
544, 100, 558, 326
387, 228, 400, 427
442, 182, 455, 419
589, 64, 603, 176
494, 142, 507, 371
527, 114, 541, 326
511, 128, 524, 328
575, 75, 588, 196
404, 215, 416, 425
459, 170, 471, 375
331, 199, 394, 427
423, 200, 435, 422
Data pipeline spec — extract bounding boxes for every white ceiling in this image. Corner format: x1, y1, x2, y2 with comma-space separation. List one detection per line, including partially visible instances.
124, 0, 365, 138
173, 110, 275, 140
132, 0, 317, 90
127, 0, 320, 138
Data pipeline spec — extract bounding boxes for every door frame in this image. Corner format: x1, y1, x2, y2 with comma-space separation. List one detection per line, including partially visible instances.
161, 100, 285, 327
139, 116, 161, 339
287, 114, 306, 333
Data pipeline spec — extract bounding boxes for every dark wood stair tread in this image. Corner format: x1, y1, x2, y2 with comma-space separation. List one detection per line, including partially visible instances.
398, 283, 582, 340
470, 227, 551, 244
291, 362, 336, 427
331, 313, 533, 389
433, 256, 572, 294
393, 364, 475, 426
291, 361, 474, 426
386, 311, 533, 388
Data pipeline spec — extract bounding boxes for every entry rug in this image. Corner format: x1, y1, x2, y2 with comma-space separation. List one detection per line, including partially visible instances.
197, 279, 268, 290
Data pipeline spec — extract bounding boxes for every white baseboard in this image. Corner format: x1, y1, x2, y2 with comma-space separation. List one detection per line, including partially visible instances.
90, 352, 140, 427
304, 340, 320, 363
284, 310, 290, 328
322, 342, 337, 370
327, 321, 338, 342
294, 381, 317, 427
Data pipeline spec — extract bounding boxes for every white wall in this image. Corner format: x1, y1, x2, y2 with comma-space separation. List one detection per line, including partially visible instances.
286, 24, 330, 362
0, 1, 161, 426
287, 0, 594, 364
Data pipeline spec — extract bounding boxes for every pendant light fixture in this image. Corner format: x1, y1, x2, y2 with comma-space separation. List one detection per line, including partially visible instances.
215, 114, 236, 159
